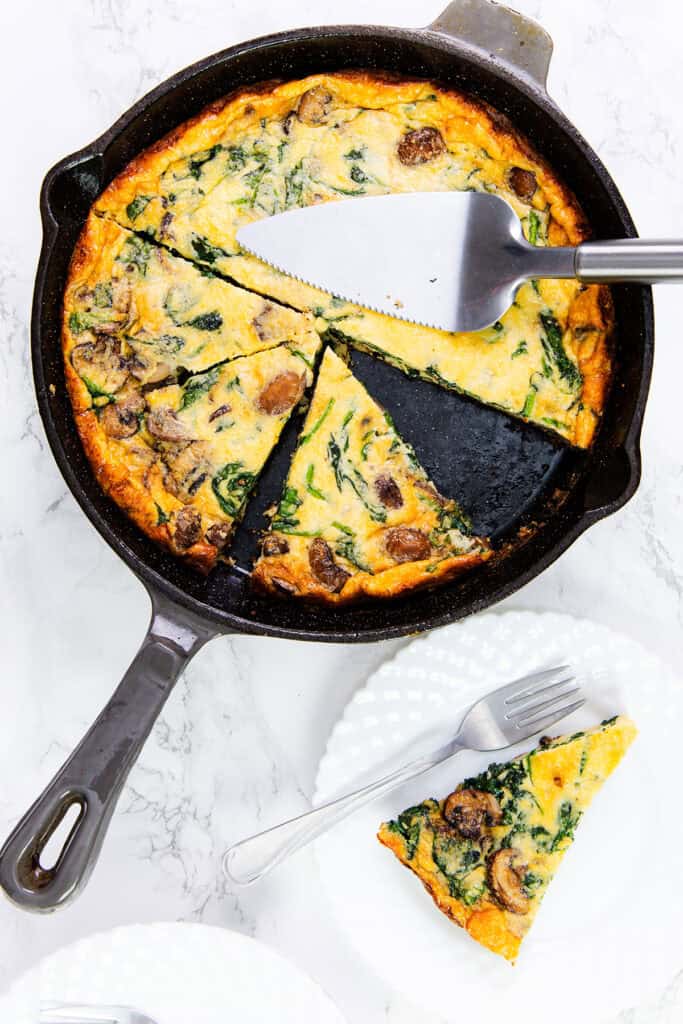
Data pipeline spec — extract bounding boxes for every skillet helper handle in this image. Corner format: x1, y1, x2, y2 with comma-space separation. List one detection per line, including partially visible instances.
223, 745, 463, 886
576, 238, 683, 283
0, 589, 217, 912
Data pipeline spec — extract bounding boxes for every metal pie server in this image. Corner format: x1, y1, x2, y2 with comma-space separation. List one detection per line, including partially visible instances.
237, 191, 683, 333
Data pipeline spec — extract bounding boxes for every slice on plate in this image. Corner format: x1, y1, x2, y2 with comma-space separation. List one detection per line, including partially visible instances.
76, 333, 321, 572
378, 715, 637, 962
252, 347, 490, 602
63, 212, 316, 408
94, 72, 612, 446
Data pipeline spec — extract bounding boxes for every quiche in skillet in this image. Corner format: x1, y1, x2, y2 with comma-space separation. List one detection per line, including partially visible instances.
253, 347, 490, 601
378, 716, 636, 961
94, 71, 613, 446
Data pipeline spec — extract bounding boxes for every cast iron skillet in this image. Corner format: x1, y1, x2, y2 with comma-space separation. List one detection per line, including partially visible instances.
0, 0, 653, 912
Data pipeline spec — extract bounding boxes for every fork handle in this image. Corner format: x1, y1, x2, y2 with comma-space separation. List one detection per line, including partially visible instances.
223, 744, 463, 886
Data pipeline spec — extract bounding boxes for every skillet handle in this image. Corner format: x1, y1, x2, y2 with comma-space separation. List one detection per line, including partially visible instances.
0, 588, 218, 912
426, 0, 554, 91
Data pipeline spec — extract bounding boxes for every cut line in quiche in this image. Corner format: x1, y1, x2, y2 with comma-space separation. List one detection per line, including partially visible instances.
252, 346, 491, 602
75, 332, 321, 572
63, 212, 318, 413
94, 72, 613, 446
377, 715, 636, 962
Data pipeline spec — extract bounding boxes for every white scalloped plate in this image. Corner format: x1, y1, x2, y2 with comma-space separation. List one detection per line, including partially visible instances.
314, 611, 682, 1023
1, 923, 346, 1023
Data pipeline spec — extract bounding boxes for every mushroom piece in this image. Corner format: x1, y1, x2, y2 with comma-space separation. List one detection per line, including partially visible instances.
173, 506, 202, 550
384, 526, 431, 564
443, 788, 502, 839
508, 166, 538, 202
374, 473, 403, 509
262, 533, 290, 557
252, 303, 281, 343
205, 521, 232, 551
256, 371, 305, 415
296, 86, 333, 125
71, 336, 129, 395
147, 407, 194, 444
100, 390, 146, 439
308, 538, 350, 593
487, 848, 530, 915
397, 127, 446, 166
162, 441, 210, 501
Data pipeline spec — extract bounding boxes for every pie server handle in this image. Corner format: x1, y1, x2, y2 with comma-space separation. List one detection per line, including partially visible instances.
0, 587, 217, 911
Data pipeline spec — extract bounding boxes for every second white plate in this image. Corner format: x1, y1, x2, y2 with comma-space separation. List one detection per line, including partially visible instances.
314, 611, 682, 1023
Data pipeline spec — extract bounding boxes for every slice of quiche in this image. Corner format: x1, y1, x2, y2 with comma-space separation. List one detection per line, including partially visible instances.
378, 716, 636, 962
63, 212, 317, 411
76, 332, 320, 572
252, 347, 490, 601
94, 72, 612, 446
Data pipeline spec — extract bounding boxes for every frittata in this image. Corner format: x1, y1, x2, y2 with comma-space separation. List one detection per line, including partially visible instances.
378, 716, 636, 961
63, 69, 614, 592
94, 71, 613, 446
253, 347, 490, 601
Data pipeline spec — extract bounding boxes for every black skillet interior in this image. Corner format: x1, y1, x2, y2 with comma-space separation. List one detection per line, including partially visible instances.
34, 25, 653, 642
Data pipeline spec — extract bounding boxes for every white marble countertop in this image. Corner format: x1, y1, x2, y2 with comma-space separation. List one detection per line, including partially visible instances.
0, 0, 681, 1020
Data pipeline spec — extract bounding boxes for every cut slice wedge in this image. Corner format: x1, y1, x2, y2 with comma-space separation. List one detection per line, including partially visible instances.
252, 347, 491, 602
378, 715, 637, 962
76, 333, 321, 572
63, 213, 317, 412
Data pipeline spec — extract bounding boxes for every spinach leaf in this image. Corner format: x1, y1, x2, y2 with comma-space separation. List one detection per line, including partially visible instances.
349, 164, 369, 184
334, 536, 371, 573
226, 145, 248, 172
155, 503, 170, 525
69, 311, 108, 335
550, 800, 582, 852
343, 147, 366, 161
299, 398, 335, 446
327, 430, 387, 522
191, 235, 231, 264
511, 339, 528, 359
211, 461, 256, 518
186, 311, 223, 331
284, 161, 306, 208
305, 464, 326, 500
271, 486, 304, 532
189, 144, 222, 179
135, 334, 185, 354
116, 235, 152, 274
180, 368, 218, 409
539, 312, 582, 389
528, 209, 541, 246
386, 801, 437, 860
93, 282, 113, 308
126, 195, 152, 221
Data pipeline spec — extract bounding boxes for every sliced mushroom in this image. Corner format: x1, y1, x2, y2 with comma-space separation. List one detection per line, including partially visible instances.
262, 533, 290, 557
208, 403, 232, 423
443, 788, 502, 840
487, 848, 529, 915
173, 506, 202, 550
100, 390, 145, 439
205, 521, 232, 551
397, 127, 446, 166
508, 166, 537, 201
111, 277, 132, 316
252, 303, 281, 343
147, 407, 194, 443
256, 371, 305, 415
271, 576, 299, 595
296, 86, 333, 125
308, 538, 350, 593
162, 441, 211, 501
384, 527, 431, 564
374, 474, 403, 509
71, 336, 129, 394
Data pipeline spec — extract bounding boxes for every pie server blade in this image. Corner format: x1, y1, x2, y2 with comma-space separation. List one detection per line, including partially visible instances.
236, 191, 683, 334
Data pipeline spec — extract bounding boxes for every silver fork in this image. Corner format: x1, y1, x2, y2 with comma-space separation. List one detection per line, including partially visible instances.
223, 665, 582, 886
39, 1006, 158, 1024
